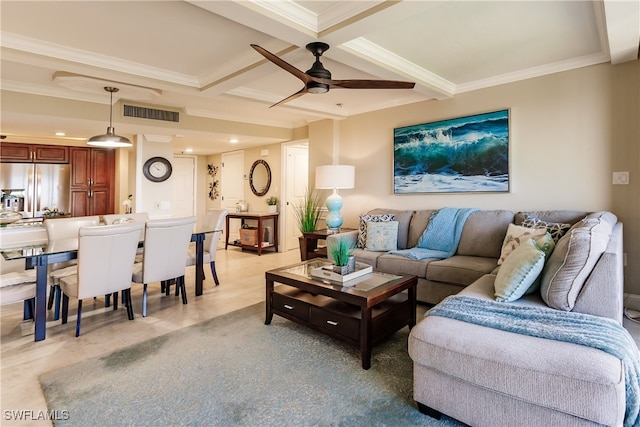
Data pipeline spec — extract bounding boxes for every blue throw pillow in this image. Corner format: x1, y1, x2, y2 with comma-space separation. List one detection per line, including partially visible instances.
365, 221, 398, 251
494, 238, 546, 302
358, 214, 395, 248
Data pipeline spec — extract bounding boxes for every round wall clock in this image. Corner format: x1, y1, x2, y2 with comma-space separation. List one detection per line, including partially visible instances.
143, 156, 172, 182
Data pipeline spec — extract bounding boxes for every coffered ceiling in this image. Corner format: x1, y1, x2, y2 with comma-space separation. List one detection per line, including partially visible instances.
1, 1, 638, 154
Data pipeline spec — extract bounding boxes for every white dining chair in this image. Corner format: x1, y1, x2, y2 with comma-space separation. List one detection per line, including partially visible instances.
45, 215, 100, 320
0, 270, 37, 320
59, 223, 143, 337
132, 216, 197, 317
185, 209, 228, 286
103, 212, 149, 262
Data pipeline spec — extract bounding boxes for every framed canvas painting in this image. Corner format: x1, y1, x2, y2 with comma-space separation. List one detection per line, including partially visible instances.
393, 109, 510, 194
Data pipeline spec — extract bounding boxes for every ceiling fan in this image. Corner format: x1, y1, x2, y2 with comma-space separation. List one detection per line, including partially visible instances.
251, 42, 415, 108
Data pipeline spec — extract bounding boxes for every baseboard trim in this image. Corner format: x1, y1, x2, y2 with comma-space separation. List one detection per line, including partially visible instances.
624, 293, 640, 311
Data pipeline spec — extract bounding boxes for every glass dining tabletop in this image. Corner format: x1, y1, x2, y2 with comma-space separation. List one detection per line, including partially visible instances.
0, 225, 220, 342
1, 238, 78, 261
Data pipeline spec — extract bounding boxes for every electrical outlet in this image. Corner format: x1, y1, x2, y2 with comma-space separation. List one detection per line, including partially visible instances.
613, 171, 629, 185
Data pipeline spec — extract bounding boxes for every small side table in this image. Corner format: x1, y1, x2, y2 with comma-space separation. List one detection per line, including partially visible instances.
300, 228, 356, 261
225, 212, 279, 256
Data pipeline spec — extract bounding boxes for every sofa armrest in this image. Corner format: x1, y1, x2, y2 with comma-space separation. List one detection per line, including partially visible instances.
572, 222, 624, 323
325, 231, 359, 264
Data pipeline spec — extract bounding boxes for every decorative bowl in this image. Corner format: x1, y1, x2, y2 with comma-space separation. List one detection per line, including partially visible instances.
0, 210, 23, 226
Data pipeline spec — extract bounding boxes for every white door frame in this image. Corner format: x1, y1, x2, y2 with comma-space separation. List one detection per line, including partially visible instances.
172, 155, 196, 219
281, 140, 309, 252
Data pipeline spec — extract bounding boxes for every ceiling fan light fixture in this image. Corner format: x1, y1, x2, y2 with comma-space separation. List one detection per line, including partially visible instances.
307, 82, 329, 94
87, 86, 132, 148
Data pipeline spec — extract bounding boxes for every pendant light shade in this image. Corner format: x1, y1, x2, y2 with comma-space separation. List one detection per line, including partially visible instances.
87, 87, 132, 148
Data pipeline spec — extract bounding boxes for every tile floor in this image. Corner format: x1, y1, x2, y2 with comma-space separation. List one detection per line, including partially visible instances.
1, 246, 300, 426
1, 246, 638, 426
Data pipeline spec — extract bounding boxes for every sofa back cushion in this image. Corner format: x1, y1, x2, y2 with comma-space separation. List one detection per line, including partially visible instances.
407, 210, 437, 248
515, 210, 587, 227
541, 211, 617, 311
457, 210, 515, 258
366, 209, 414, 249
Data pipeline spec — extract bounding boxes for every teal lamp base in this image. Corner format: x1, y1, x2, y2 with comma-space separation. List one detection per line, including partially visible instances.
324, 191, 343, 230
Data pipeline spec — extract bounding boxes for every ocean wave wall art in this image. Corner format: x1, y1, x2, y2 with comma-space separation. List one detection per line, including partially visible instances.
393, 109, 509, 193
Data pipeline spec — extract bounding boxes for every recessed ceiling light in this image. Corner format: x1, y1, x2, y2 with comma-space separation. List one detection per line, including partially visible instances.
55, 132, 66, 136
185, 148, 193, 153
230, 138, 239, 144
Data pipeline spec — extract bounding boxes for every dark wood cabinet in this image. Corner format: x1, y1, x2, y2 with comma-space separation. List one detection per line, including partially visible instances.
69, 147, 115, 217
0, 142, 69, 163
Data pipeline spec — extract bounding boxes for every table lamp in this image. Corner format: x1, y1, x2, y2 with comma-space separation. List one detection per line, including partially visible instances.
315, 165, 355, 230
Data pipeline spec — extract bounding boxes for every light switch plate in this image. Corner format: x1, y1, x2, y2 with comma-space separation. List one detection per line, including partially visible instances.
613, 171, 629, 185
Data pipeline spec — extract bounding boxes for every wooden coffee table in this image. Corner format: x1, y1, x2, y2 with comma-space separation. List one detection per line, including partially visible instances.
265, 259, 417, 369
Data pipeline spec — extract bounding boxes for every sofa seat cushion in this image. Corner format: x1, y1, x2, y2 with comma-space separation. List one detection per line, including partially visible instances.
426, 255, 497, 286
350, 248, 384, 269
375, 254, 434, 278
409, 312, 625, 426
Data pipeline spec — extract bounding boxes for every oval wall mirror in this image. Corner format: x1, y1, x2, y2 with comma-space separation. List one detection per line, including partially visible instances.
249, 159, 271, 196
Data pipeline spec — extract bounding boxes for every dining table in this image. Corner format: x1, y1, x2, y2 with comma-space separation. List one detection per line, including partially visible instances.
0, 224, 218, 342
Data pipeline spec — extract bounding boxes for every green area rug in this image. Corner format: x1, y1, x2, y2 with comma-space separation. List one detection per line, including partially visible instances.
40, 302, 463, 426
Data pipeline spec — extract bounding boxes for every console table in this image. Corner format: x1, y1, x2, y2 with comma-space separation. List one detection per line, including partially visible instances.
225, 212, 278, 255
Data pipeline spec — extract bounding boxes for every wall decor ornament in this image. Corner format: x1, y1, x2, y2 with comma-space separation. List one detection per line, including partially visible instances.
208, 164, 220, 201
393, 109, 510, 194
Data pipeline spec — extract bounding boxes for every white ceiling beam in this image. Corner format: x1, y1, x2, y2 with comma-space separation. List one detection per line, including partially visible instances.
603, 0, 640, 64
188, 0, 316, 47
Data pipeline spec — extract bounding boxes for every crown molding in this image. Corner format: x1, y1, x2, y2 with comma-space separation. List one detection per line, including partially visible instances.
249, 0, 318, 33
1, 32, 200, 88
1, 79, 109, 104
185, 105, 297, 129
53, 72, 161, 101
339, 37, 455, 98
225, 86, 349, 120
455, 52, 610, 94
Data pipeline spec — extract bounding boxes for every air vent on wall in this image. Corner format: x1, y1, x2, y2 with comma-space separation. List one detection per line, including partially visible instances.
123, 105, 179, 122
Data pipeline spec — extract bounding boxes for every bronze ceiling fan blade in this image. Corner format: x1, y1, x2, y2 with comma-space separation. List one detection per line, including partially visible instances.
251, 44, 310, 84
329, 79, 416, 90
269, 87, 308, 108
252, 42, 415, 107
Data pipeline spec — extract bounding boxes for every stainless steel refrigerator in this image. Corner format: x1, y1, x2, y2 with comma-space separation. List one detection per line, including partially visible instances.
0, 163, 71, 218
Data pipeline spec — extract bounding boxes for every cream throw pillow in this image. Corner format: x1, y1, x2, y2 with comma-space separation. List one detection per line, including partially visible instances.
541, 211, 617, 311
498, 224, 548, 265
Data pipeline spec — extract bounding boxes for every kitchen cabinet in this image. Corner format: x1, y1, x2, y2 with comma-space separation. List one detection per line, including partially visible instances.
69, 147, 115, 216
0, 142, 69, 163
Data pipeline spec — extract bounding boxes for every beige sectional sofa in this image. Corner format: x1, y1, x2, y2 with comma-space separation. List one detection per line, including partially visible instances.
327, 208, 628, 426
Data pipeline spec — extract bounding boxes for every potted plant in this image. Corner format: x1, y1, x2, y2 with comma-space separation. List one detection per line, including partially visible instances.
328, 237, 356, 275
293, 188, 323, 259
266, 196, 278, 213
292, 188, 323, 233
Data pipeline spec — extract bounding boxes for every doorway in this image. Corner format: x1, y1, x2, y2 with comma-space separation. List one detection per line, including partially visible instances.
172, 156, 195, 218
282, 142, 309, 251
221, 150, 245, 243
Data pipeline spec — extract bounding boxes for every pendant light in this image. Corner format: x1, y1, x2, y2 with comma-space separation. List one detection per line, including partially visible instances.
87, 86, 132, 147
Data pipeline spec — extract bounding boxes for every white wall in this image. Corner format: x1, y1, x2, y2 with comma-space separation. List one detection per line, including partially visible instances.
135, 135, 175, 219
309, 61, 640, 294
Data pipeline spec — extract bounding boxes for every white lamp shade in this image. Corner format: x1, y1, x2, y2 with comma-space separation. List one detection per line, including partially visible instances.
315, 165, 355, 190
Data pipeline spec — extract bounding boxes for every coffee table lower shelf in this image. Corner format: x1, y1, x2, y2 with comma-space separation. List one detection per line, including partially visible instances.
265, 272, 417, 369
